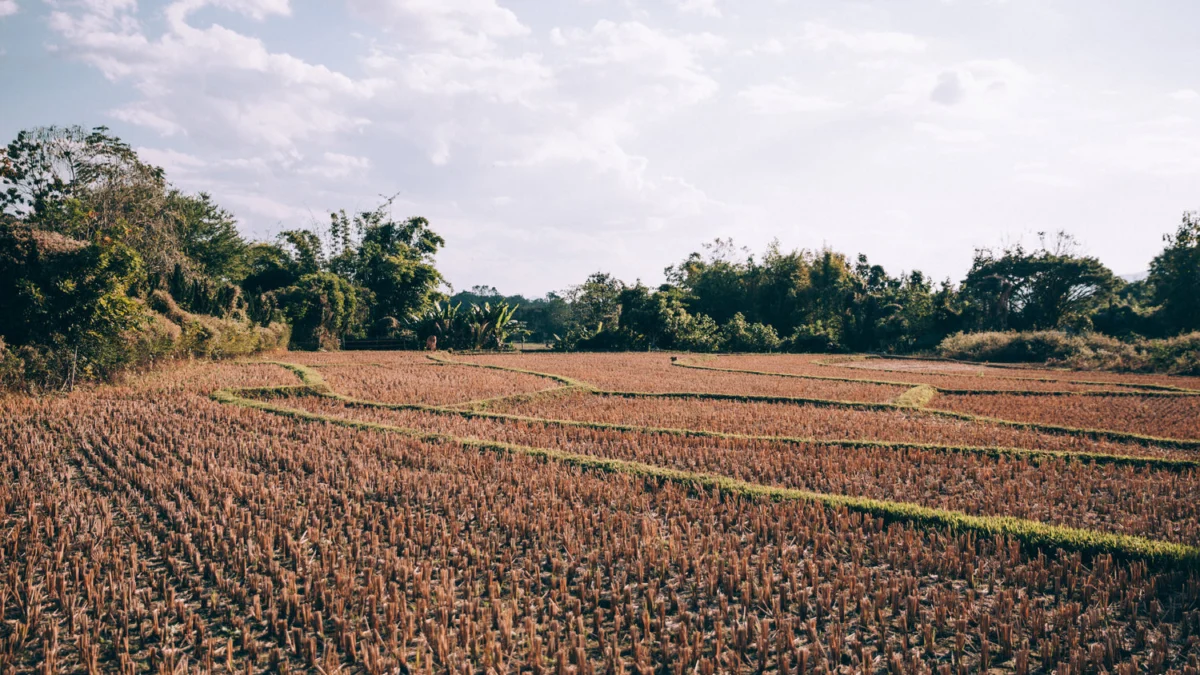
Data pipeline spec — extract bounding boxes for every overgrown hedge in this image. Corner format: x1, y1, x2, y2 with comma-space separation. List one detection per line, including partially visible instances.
938, 330, 1200, 375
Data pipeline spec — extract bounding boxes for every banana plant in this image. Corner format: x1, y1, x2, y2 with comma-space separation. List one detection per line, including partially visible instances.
409, 301, 462, 343
468, 301, 520, 350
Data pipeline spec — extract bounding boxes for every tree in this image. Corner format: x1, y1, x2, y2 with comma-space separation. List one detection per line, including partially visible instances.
325, 202, 447, 325
719, 312, 781, 352
168, 191, 247, 281
961, 233, 1117, 331
0, 218, 146, 383
1148, 212, 1200, 334
271, 272, 359, 350
565, 272, 625, 332
1, 125, 182, 276
467, 301, 520, 350
665, 238, 752, 325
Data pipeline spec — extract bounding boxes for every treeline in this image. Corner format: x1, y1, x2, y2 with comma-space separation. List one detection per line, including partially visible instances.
3, 124, 1198, 390
0, 126, 474, 391
519, 223, 1199, 360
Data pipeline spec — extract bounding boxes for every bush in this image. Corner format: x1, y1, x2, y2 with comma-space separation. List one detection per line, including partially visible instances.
674, 314, 721, 353
785, 321, 844, 353
269, 272, 358, 350
149, 290, 289, 359
937, 330, 1200, 375
937, 331, 1089, 363
718, 313, 782, 352
1143, 332, 1200, 376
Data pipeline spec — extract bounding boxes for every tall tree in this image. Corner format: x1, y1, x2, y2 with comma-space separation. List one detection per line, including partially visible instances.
961, 233, 1117, 331
1148, 211, 1200, 334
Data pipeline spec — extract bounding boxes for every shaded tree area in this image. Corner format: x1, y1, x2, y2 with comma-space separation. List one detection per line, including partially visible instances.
526, 219, 1199, 355
448, 285, 570, 345
3, 125, 1196, 388
0, 125, 458, 390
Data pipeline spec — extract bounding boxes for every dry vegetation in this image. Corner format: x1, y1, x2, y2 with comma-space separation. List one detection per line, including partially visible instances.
927, 394, 1200, 440
3, 351, 1200, 674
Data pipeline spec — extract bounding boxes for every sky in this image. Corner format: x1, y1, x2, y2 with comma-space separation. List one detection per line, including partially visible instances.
1, 1, 1198, 297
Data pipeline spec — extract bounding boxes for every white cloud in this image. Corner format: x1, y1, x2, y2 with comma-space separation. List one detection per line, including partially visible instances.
738, 81, 842, 114
750, 38, 784, 55
0, 1, 18, 18
48, 0, 373, 153
166, 0, 291, 22
800, 22, 927, 54
672, 0, 720, 18
365, 49, 552, 103
110, 104, 185, 136
1013, 162, 1081, 188
914, 121, 985, 145
880, 59, 1035, 121
554, 20, 725, 105
135, 147, 208, 174
25, 0, 1199, 294
346, 0, 529, 53
300, 152, 372, 179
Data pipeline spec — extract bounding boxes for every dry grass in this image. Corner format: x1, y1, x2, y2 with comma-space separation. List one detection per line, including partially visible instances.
2, 352, 1199, 674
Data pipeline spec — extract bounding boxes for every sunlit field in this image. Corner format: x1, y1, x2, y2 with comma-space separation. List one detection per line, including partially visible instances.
4, 351, 1200, 674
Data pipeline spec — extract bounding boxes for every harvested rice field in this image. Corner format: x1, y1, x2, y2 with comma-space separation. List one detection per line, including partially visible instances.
4, 351, 1200, 674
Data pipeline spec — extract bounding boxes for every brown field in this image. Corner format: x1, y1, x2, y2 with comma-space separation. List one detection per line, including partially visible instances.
3, 351, 1200, 674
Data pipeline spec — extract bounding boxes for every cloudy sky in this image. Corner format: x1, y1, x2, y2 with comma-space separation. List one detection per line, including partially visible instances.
1, 1, 1198, 295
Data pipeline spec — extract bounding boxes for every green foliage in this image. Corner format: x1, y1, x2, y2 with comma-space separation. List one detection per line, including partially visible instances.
785, 320, 844, 353
409, 299, 523, 350
271, 272, 359, 350
938, 330, 1200, 376
0, 219, 148, 387
237, 199, 449, 348
468, 301, 520, 350
961, 232, 1119, 332
718, 312, 781, 352
939, 330, 1121, 363
1148, 212, 1200, 334
565, 272, 624, 332
0, 124, 459, 389
167, 191, 248, 281
1142, 333, 1200, 376
148, 290, 288, 358
448, 286, 569, 344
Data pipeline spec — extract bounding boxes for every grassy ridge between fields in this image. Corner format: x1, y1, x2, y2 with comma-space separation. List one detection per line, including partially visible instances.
676, 357, 1200, 397
213, 372, 1200, 568
812, 355, 1200, 393
250, 361, 1200, 470
432, 354, 1200, 450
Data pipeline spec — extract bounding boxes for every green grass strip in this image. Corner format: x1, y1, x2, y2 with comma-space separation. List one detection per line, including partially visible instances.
211, 385, 1200, 568
436, 354, 1200, 450
246, 361, 1200, 472
679, 357, 1195, 397
816, 354, 1200, 393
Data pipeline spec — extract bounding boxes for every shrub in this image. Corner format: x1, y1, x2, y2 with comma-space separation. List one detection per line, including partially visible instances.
674, 313, 722, 353
938, 330, 1200, 375
149, 290, 289, 359
1144, 332, 1200, 376
937, 330, 1088, 363
269, 272, 358, 350
718, 313, 782, 352
785, 321, 844, 353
